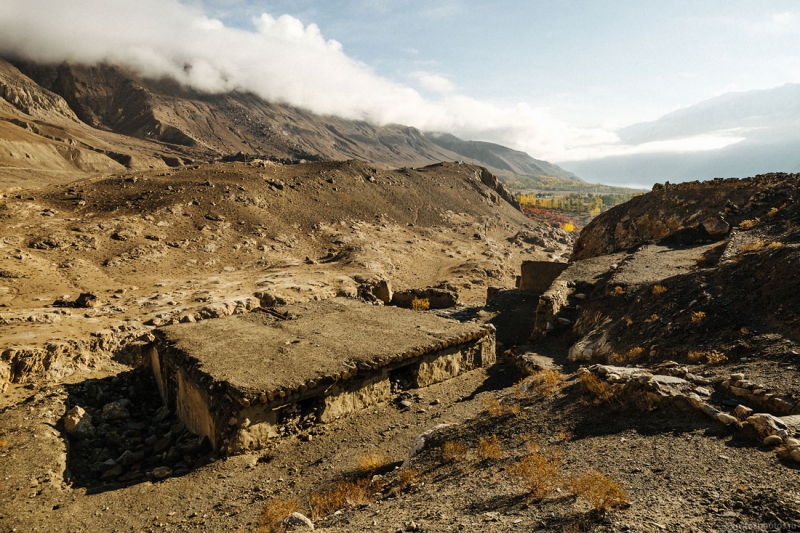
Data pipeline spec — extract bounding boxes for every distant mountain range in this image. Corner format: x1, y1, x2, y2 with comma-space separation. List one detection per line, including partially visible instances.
562, 84, 800, 186
0, 58, 589, 191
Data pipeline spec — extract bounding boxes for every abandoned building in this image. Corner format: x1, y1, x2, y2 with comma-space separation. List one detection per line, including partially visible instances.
148, 298, 496, 455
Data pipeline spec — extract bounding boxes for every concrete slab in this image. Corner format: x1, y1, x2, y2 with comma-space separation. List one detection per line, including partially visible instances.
149, 298, 495, 454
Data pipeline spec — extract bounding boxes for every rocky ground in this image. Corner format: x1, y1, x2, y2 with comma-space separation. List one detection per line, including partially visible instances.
3, 169, 800, 533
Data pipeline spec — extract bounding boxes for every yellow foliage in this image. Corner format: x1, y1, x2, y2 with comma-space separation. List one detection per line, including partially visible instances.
441, 441, 468, 464
562, 221, 575, 232
506, 449, 562, 498
258, 498, 299, 533
569, 471, 629, 511
357, 450, 391, 474
652, 284, 667, 295
476, 434, 504, 460
411, 297, 430, 311
690, 311, 706, 324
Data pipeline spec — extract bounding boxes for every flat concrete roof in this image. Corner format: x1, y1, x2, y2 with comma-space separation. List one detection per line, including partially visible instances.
154, 298, 491, 396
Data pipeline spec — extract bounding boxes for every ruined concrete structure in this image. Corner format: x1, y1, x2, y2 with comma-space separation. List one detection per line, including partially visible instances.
517, 260, 568, 294
148, 298, 495, 454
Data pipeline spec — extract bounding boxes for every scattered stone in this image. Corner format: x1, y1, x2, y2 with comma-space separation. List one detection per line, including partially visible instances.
102, 401, 131, 420
763, 435, 783, 446
283, 512, 314, 530
75, 292, 99, 308
152, 466, 173, 480
717, 413, 738, 425
734, 404, 753, 420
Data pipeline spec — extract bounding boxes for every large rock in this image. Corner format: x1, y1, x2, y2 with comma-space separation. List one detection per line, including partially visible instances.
64, 405, 95, 439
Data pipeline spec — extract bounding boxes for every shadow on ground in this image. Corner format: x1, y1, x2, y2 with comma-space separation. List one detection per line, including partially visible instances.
62, 369, 214, 494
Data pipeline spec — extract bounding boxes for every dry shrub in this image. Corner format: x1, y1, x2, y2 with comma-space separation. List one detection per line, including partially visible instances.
520, 432, 542, 454
309, 478, 375, 519
506, 402, 521, 416
650, 313, 659, 322
740, 327, 750, 335
441, 440, 468, 464
622, 316, 633, 326
652, 284, 667, 295
740, 240, 765, 253
532, 368, 563, 396
740, 217, 760, 229
507, 449, 562, 498
396, 467, 423, 489
688, 349, 727, 364
630, 390, 658, 411
411, 297, 430, 311
768, 207, 780, 217
767, 241, 784, 249
610, 347, 644, 365
482, 396, 505, 416
476, 434, 504, 461
569, 470, 629, 511
258, 497, 299, 533
578, 372, 618, 404
690, 311, 706, 324
357, 450, 391, 474
609, 285, 625, 296
558, 427, 573, 442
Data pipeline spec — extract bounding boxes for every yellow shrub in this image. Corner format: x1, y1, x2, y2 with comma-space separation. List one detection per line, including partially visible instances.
690, 311, 706, 324
767, 241, 783, 249
740, 217, 760, 229
578, 372, 618, 404
396, 467, 423, 489
688, 350, 727, 365
356, 450, 391, 474
441, 441, 468, 464
652, 285, 667, 295
476, 434, 504, 460
569, 471, 629, 511
411, 297, 430, 311
258, 498, 299, 533
507, 449, 562, 498
309, 478, 374, 519
609, 286, 625, 296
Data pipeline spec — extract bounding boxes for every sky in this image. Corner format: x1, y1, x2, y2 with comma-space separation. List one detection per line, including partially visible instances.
1, 0, 800, 165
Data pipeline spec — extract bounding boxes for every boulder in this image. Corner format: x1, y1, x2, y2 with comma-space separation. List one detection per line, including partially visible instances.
64, 405, 95, 439
283, 512, 314, 530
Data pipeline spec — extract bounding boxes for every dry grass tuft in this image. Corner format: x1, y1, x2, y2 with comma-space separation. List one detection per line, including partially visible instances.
476, 434, 504, 461
609, 285, 625, 296
767, 241, 784, 249
258, 497, 299, 533
622, 316, 633, 326
768, 207, 779, 217
531, 368, 563, 396
740, 217, 760, 229
441, 440, 468, 464
396, 467, 423, 489
740, 240, 765, 253
411, 297, 430, 311
569, 470, 629, 511
610, 347, 644, 365
506, 448, 562, 498
650, 313, 659, 322
578, 372, 618, 404
690, 311, 706, 324
688, 350, 727, 365
309, 478, 375, 519
652, 284, 668, 295
481, 395, 505, 417
356, 450, 391, 474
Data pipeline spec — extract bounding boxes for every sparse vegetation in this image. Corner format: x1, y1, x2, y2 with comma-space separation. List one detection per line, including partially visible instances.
258, 497, 299, 533
396, 467, 423, 489
652, 284, 668, 295
688, 350, 728, 365
768, 241, 784, 249
481, 395, 505, 416
690, 311, 706, 324
650, 313, 659, 321
441, 441, 468, 464
610, 346, 645, 365
410, 297, 430, 311
530, 368, 563, 396
476, 434, 504, 460
622, 316, 633, 326
768, 207, 780, 217
569, 470, 629, 512
506, 448, 562, 498
578, 372, 618, 404
740, 240, 765, 253
610, 285, 625, 296
740, 217, 760, 229
309, 478, 376, 519
356, 450, 391, 474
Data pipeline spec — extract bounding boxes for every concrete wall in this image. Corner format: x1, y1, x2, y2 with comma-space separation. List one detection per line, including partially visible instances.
518, 261, 568, 294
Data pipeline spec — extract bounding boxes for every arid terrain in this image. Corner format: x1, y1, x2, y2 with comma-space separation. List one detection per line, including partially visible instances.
1, 56, 800, 533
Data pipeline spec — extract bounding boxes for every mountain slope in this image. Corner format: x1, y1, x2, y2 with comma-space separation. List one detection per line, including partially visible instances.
426, 132, 581, 181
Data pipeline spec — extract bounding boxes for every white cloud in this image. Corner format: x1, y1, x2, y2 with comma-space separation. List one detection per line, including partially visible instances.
412, 71, 455, 93
0, 0, 749, 163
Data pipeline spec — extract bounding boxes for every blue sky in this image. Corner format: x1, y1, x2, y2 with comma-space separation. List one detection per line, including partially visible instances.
2, 0, 800, 164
